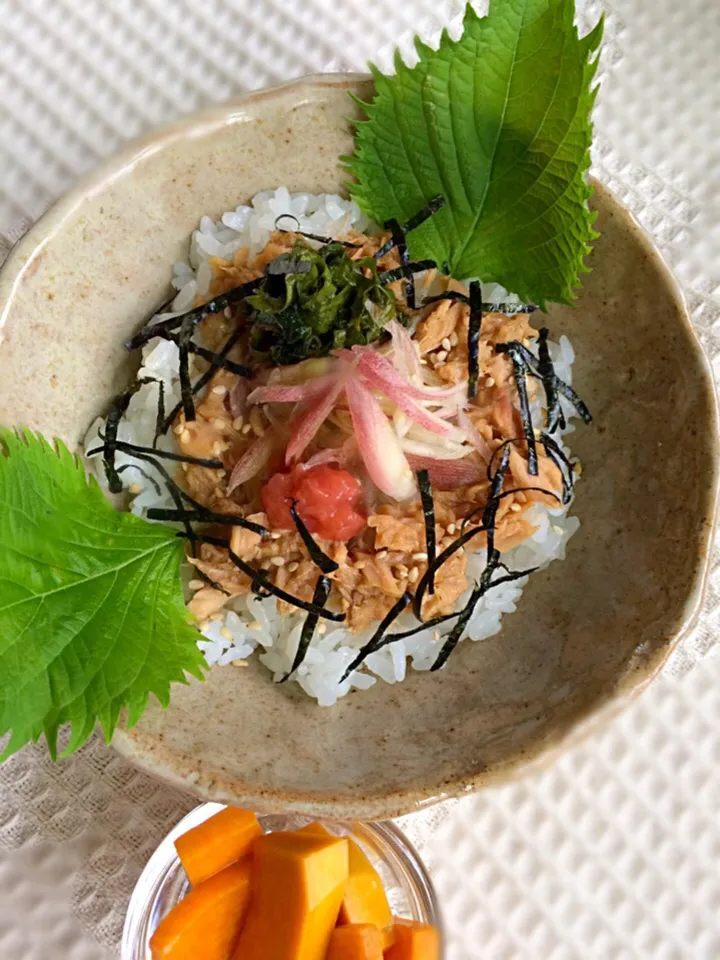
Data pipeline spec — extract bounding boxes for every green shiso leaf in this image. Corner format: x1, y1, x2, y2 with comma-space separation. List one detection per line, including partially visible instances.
0, 429, 205, 761
345, 0, 603, 307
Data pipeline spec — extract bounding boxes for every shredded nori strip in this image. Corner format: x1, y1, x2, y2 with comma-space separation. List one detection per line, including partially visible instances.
102, 389, 136, 493
375, 196, 446, 258
411, 522, 488, 621
539, 432, 575, 504
483, 445, 512, 554
417, 469, 437, 595
378, 260, 436, 284
100, 377, 166, 492
152, 380, 167, 448
553, 377, 592, 424
281, 576, 332, 681
88, 438, 224, 470
467, 280, 483, 401
125, 277, 262, 351
376, 611, 463, 647
495, 342, 538, 476
289, 501, 339, 574
182, 534, 345, 621
496, 336, 591, 431
274, 215, 363, 249
192, 566, 230, 595
384, 217, 414, 308
146, 507, 267, 536
404, 195, 446, 233
430, 566, 536, 671
339, 592, 413, 682
421, 292, 537, 316
223, 543, 344, 622
266, 258, 313, 276
412, 447, 511, 620
91, 445, 214, 546
147, 328, 251, 379
183, 341, 250, 378
158, 326, 244, 436
421, 290, 470, 307
177, 314, 196, 422
537, 328, 564, 433
460, 484, 562, 531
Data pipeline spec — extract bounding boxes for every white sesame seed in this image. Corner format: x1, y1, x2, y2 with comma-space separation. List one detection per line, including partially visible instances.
435, 350, 448, 362
270, 531, 282, 540
224, 307, 232, 319
433, 631, 440, 642
419, 359, 428, 366
209, 612, 223, 621
317, 623, 327, 635
270, 556, 285, 567
232, 416, 244, 431
128, 483, 141, 495
173, 423, 185, 434
552, 525, 563, 536
288, 561, 299, 573
241, 423, 252, 434
220, 626, 234, 641
449, 332, 459, 346
188, 579, 204, 590
180, 429, 191, 444
411, 552, 428, 562
212, 417, 226, 431
485, 377, 496, 387
249, 408, 265, 436
212, 442, 224, 457
441, 337, 451, 351
199, 619, 209, 632
408, 566, 420, 583
232, 660, 249, 667
181, 463, 189, 472
446, 522, 457, 535
396, 564, 409, 577
212, 385, 228, 396
510, 503, 522, 513
248, 621, 262, 631
376, 550, 388, 560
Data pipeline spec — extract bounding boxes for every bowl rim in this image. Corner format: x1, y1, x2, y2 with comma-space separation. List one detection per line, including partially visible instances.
2, 73, 718, 819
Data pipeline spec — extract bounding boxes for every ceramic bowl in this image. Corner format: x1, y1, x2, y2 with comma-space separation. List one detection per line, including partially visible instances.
0, 76, 717, 819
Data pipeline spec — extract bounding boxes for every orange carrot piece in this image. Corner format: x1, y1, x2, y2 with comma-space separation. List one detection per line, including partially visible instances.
339, 840, 394, 948
384, 919, 440, 960
174, 806, 262, 886
149, 859, 252, 960
297, 822, 335, 839
232, 830, 349, 960
326, 923, 384, 960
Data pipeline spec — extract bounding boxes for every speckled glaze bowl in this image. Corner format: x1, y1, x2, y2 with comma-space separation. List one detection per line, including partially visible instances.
0, 76, 717, 819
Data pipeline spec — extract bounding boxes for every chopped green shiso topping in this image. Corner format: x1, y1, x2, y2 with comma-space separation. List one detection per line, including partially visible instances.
0, 0, 601, 760
346, 0, 603, 307
0, 430, 205, 760
247, 241, 397, 365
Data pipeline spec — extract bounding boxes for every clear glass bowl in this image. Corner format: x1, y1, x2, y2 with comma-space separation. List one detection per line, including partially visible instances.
122, 803, 443, 959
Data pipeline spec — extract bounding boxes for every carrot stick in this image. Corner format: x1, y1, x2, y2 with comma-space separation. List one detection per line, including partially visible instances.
174, 806, 262, 886
149, 859, 252, 960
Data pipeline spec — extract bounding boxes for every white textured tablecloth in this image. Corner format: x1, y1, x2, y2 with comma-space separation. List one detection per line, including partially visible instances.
1, 1, 719, 958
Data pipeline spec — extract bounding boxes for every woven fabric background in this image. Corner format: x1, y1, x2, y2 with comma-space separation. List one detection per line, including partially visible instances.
0, 1, 719, 957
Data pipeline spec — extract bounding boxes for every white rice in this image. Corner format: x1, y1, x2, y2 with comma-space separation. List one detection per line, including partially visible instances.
85, 187, 582, 706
